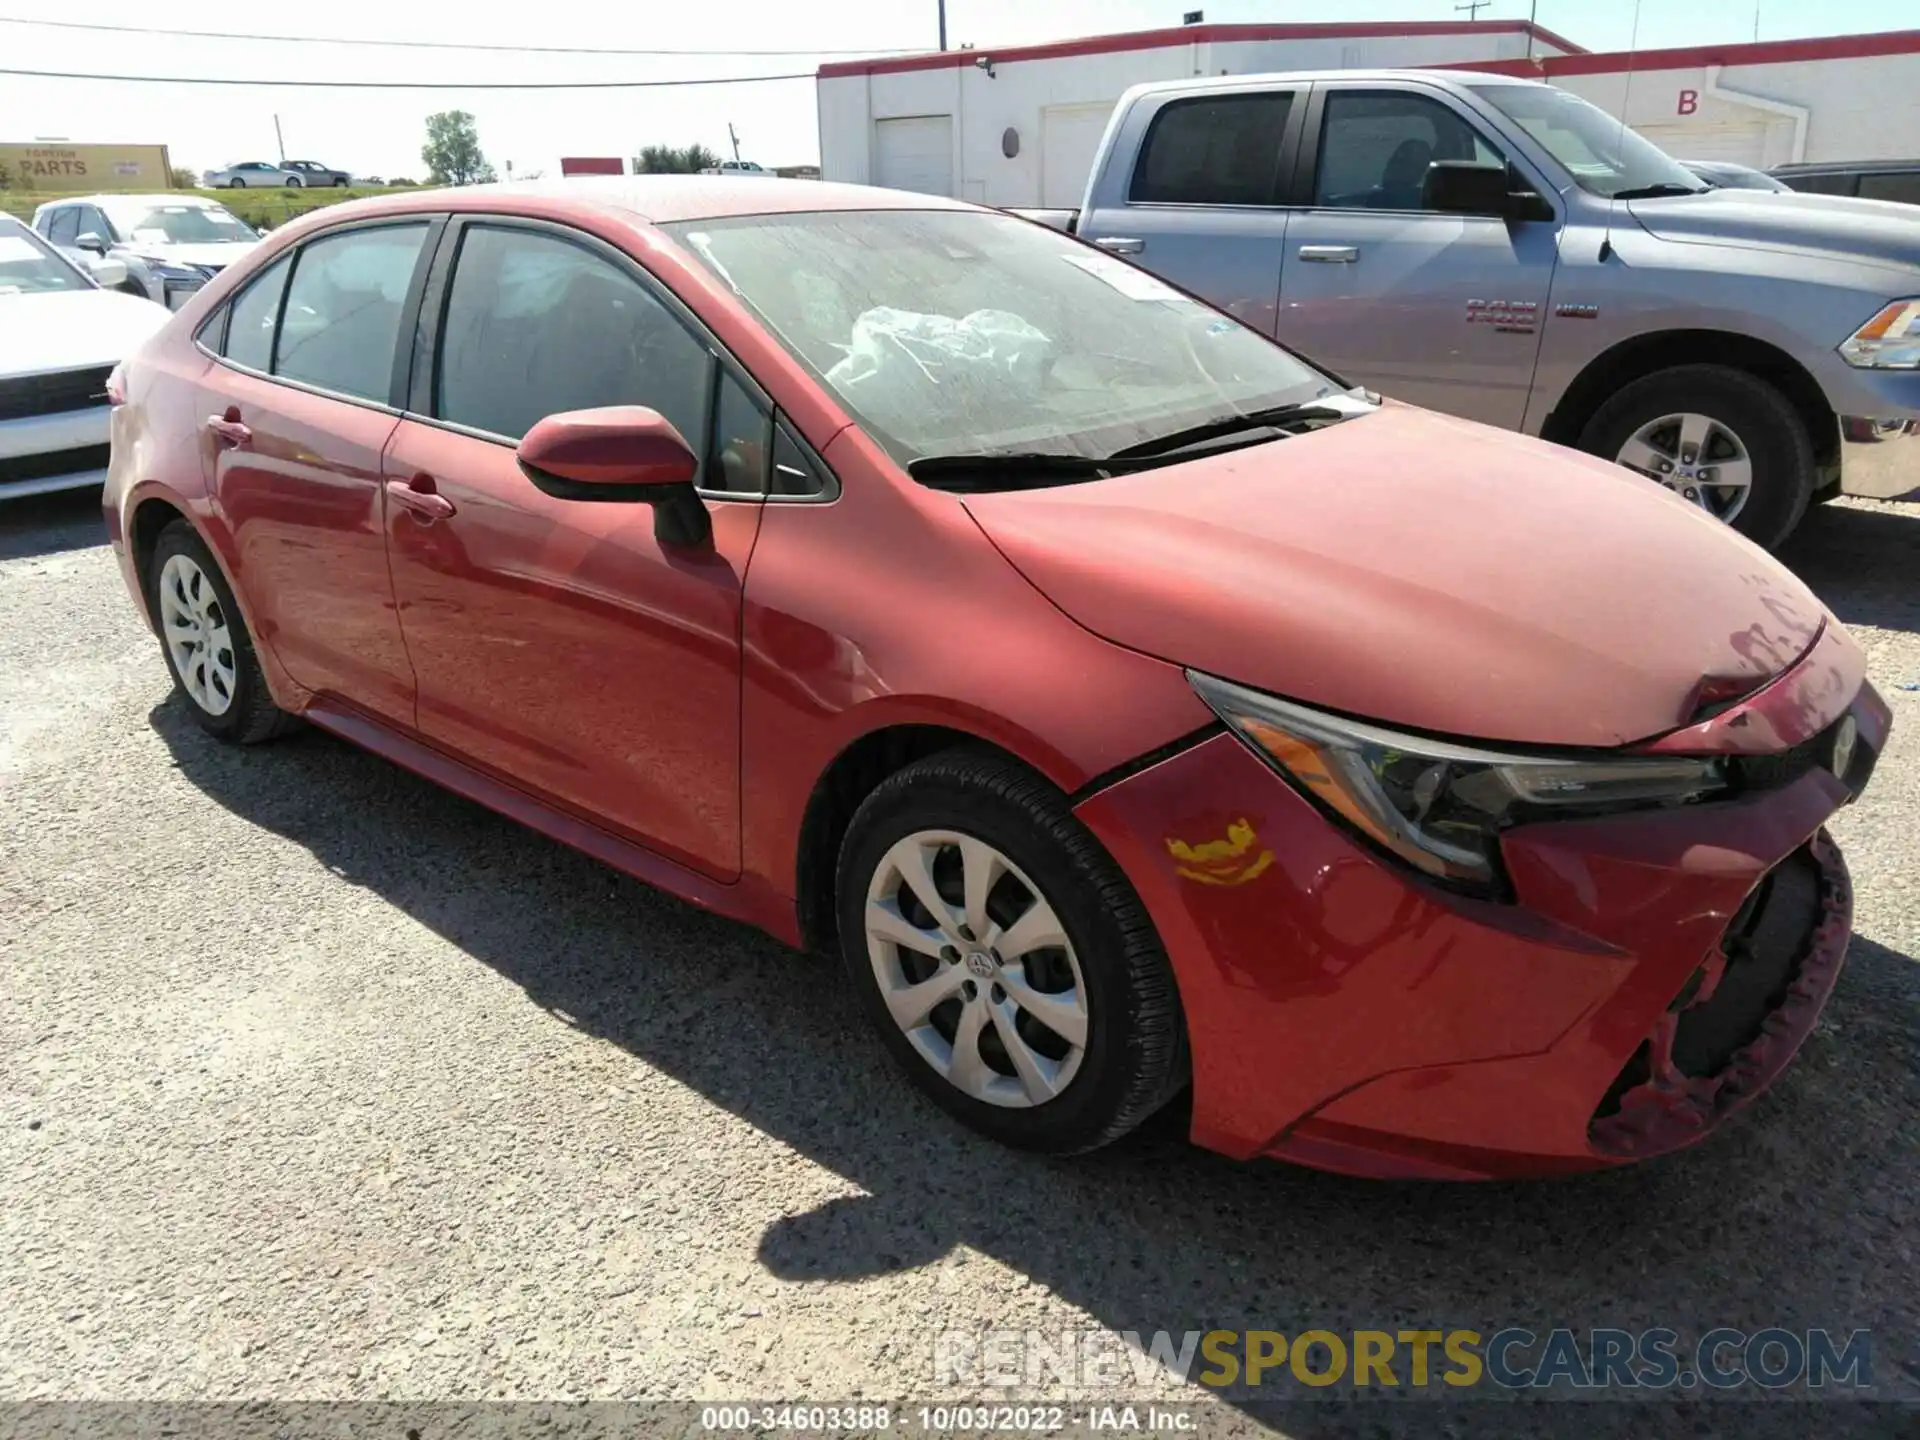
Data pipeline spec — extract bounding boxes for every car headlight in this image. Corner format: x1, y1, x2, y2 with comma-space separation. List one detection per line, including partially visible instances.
1839, 299, 1920, 369
1188, 672, 1727, 895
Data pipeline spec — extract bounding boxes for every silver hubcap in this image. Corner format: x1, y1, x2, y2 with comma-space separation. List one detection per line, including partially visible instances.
865, 830, 1088, 1109
158, 553, 236, 716
1615, 411, 1754, 523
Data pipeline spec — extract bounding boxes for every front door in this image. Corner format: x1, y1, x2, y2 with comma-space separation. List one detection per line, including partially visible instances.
382, 220, 768, 879
1277, 84, 1559, 429
199, 221, 434, 723
1076, 85, 1304, 338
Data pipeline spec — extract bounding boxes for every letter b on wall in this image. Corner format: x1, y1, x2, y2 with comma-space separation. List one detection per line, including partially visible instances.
1677, 89, 1699, 115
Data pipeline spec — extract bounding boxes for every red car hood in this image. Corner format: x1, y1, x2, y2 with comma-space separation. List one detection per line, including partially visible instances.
962, 405, 1826, 748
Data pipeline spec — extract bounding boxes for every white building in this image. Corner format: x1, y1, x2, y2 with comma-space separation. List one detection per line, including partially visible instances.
816, 20, 1920, 206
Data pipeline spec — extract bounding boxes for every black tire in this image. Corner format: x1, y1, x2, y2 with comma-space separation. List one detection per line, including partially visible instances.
333, 177, 349, 187
147, 521, 295, 745
1578, 363, 1815, 550
227, 178, 245, 188
285, 176, 303, 188
836, 748, 1186, 1154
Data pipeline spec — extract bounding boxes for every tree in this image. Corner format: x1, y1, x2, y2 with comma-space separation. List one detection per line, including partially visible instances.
634, 143, 721, 174
171, 166, 198, 189
422, 111, 497, 187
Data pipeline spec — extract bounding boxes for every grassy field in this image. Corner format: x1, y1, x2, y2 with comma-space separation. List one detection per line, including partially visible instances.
0, 185, 430, 229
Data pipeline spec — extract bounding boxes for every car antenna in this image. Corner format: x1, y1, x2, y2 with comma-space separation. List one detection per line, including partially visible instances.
1600, 0, 1644, 264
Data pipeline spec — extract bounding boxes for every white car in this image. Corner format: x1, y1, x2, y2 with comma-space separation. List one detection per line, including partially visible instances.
699, 159, 776, 177
202, 160, 296, 188
32, 194, 259, 310
0, 216, 170, 500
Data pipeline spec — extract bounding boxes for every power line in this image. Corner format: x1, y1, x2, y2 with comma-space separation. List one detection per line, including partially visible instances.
0, 15, 919, 56
0, 66, 816, 89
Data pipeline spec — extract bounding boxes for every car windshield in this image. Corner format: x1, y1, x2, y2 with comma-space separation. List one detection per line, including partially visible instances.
1469, 83, 1708, 198
663, 208, 1347, 467
0, 225, 88, 294
103, 203, 257, 244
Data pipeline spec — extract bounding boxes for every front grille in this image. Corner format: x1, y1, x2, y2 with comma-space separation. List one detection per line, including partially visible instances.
0, 444, 110, 486
1731, 711, 1876, 798
0, 366, 114, 422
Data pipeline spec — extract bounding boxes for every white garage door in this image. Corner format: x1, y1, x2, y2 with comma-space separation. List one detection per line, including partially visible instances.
875, 115, 954, 196
1041, 103, 1114, 206
1635, 119, 1770, 167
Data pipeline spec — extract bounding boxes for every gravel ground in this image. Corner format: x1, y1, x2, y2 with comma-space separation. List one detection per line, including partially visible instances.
1, 490, 1916, 1438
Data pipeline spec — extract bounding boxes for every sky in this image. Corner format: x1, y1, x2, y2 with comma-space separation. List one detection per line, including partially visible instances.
0, 0, 1913, 181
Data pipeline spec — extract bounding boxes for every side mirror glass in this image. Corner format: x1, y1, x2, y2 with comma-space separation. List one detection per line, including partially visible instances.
87, 256, 129, 290
516, 405, 710, 547
75, 231, 108, 255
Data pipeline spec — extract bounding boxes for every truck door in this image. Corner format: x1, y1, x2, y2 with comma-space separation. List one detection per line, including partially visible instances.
1277, 83, 1560, 429
1076, 84, 1306, 339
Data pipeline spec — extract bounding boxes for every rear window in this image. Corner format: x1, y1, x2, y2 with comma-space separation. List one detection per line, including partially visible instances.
274, 224, 428, 402
1131, 93, 1291, 206
1780, 171, 1856, 197
1858, 171, 1920, 206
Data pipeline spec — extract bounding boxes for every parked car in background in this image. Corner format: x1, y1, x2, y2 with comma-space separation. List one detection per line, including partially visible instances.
699, 159, 776, 177
101, 179, 1888, 1177
283, 160, 353, 187
1772, 159, 1920, 206
1018, 70, 1920, 547
33, 194, 259, 310
1, 215, 168, 500
203, 161, 304, 188
1680, 159, 1791, 192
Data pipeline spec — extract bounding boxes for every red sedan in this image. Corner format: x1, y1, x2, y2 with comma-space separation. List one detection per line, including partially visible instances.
102, 179, 1888, 1178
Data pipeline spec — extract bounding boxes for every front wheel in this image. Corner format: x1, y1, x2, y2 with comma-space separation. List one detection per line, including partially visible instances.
333, 176, 349, 187
284, 176, 303, 188
1579, 363, 1815, 549
227, 178, 245, 188
837, 749, 1186, 1154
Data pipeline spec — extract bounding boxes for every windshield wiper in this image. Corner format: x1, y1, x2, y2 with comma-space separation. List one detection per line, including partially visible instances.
1106, 401, 1355, 461
1609, 182, 1709, 200
908, 451, 1153, 493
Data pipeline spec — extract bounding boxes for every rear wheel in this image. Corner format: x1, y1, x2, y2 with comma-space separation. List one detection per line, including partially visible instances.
147, 522, 293, 745
836, 749, 1185, 1154
227, 178, 246, 188
333, 176, 349, 187
1579, 363, 1815, 549
285, 176, 303, 188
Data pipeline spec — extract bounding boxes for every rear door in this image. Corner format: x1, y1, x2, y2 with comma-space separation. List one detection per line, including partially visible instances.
1277, 82, 1560, 428
196, 218, 436, 723
381, 217, 776, 880
1076, 84, 1305, 338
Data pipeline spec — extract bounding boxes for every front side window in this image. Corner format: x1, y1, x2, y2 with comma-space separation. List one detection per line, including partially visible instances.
1315, 91, 1505, 210
1859, 171, 1920, 206
223, 254, 293, 372
1467, 83, 1705, 199
435, 225, 712, 445
665, 208, 1343, 468
274, 223, 428, 401
1131, 93, 1292, 206
46, 208, 79, 245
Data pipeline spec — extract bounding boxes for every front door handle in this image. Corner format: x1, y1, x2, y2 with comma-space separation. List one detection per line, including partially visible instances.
386, 475, 456, 522
1298, 244, 1360, 264
204, 410, 251, 446
1093, 236, 1145, 254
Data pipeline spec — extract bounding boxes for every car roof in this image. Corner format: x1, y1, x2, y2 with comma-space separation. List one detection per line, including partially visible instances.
50, 193, 223, 208
1121, 66, 1543, 97
296, 175, 978, 225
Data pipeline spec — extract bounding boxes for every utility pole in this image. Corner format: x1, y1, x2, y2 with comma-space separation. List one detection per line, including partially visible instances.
938, 0, 947, 51
273, 114, 286, 163
1454, 0, 1491, 18
1753, 3, 1761, 41
727, 123, 741, 161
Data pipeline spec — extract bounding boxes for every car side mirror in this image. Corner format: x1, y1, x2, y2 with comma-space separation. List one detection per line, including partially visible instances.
1423, 161, 1554, 222
75, 231, 108, 255
86, 256, 128, 289
516, 405, 711, 547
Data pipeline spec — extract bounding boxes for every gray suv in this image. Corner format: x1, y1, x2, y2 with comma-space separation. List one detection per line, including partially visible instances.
1030, 70, 1920, 547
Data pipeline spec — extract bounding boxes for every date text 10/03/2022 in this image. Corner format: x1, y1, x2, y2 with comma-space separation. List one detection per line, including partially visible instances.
701, 1408, 1198, 1432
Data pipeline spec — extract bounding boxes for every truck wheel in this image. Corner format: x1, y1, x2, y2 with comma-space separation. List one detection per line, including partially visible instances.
1580, 364, 1814, 549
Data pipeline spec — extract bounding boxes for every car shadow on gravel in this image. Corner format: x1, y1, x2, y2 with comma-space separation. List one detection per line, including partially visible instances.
0, 487, 107, 563
150, 698, 1920, 1436
1779, 499, 1920, 637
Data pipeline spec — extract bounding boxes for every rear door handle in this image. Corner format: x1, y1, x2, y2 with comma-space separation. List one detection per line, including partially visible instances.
386, 475, 456, 522
1093, 236, 1145, 254
1298, 245, 1360, 264
204, 412, 252, 446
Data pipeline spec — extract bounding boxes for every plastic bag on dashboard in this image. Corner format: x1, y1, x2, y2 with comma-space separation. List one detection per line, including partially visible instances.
824, 307, 1054, 411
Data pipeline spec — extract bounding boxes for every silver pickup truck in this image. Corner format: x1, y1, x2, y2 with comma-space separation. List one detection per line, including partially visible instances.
1018, 69, 1920, 548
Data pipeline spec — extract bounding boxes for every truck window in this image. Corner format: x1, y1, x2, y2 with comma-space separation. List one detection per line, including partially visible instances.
1858, 171, 1920, 205
1782, 171, 1857, 197
1130, 93, 1291, 206
1313, 91, 1503, 211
